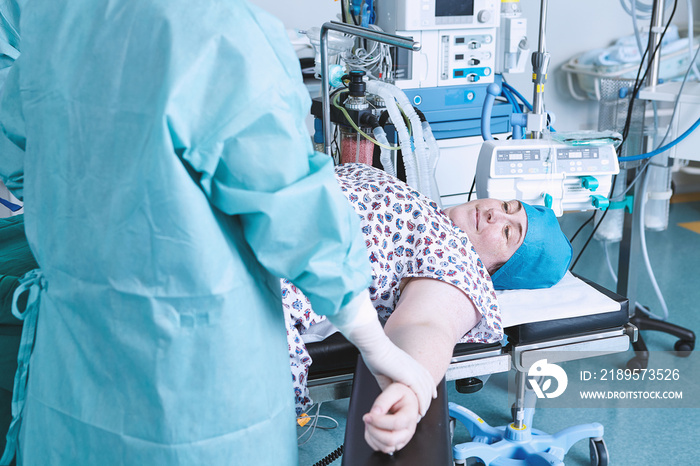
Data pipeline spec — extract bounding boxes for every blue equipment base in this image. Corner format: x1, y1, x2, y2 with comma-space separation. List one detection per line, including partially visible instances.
449, 402, 606, 466
401, 77, 514, 140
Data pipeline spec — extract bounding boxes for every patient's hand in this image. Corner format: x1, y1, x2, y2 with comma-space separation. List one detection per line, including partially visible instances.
362, 382, 420, 454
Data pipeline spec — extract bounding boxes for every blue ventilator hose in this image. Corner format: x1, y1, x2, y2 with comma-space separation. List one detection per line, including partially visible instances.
501, 86, 521, 113
481, 83, 502, 141
502, 82, 533, 112
618, 114, 700, 161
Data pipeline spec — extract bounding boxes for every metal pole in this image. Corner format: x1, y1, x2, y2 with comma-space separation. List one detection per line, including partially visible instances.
513, 371, 526, 429
530, 0, 550, 139
617, 0, 665, 307
320, 21, 420, 155
645, 0, 666, 90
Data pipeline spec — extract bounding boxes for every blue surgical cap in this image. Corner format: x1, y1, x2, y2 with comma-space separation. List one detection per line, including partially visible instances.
490, 202, 572, 290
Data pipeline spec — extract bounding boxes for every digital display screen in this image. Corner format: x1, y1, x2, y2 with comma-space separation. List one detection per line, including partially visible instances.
557, 148, 599, 160
436, 0, 474, 17
497, 149, 540, 162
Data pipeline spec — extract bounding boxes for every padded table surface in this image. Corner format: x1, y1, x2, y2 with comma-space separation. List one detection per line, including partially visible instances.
342, 357, 452, 466
504, 275, 628, 344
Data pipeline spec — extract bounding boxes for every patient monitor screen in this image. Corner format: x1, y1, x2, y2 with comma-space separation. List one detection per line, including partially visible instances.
436, 0, 474, 17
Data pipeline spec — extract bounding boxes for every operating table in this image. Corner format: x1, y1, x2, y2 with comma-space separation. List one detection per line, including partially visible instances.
305, 273, 634, 465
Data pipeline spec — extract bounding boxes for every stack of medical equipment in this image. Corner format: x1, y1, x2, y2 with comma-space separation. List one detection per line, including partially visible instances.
371, 0, 527, 141
310, 22, 443, 203
307, 0, 534, 208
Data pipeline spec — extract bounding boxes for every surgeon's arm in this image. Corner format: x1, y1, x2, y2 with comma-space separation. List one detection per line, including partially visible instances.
362, 277, 480, 453
0, 64, 25, 200
162, 4, 435, 411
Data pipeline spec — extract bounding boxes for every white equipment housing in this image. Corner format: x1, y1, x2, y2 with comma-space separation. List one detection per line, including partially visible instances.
476, 139, 620, 216
376, 0, 501, 88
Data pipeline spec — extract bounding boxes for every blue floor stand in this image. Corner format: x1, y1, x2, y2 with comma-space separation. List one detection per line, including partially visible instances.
449, 374, 608, 465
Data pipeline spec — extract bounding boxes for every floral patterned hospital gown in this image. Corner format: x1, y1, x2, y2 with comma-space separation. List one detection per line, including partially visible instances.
283, 163, 502, 414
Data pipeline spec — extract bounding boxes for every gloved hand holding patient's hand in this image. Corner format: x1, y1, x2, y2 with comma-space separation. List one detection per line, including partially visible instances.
329, 291, 437, 416
362, 382, 419, 454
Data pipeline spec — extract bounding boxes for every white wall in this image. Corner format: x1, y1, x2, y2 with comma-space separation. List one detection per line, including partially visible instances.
504, 0, 698, 132
250, 0, 340, 31
250, 0, 697, 133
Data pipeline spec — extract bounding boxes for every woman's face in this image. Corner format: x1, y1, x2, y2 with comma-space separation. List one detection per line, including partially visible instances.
443, 199, 527, 273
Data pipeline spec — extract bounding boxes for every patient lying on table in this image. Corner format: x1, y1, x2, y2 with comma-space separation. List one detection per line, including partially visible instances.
283, 163, 572, 452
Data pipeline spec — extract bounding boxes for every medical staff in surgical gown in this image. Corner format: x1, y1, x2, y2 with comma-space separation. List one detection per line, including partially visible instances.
0, 1, 436, 464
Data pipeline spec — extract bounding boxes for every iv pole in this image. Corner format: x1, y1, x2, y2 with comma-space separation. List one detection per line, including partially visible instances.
617, 0, 695, 369
529, 0, 550, 139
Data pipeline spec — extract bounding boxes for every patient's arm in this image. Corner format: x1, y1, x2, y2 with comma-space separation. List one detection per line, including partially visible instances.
362, 277, 480, 453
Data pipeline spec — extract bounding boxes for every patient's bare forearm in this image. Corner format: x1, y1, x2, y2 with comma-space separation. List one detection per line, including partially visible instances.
383, 278, 480, 386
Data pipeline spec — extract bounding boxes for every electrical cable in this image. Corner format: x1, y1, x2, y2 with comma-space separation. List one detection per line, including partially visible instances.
297, 403, 340, 447
332, 124, 341, 165
467, 176, 476, 202
628, 1, 697, 321
603, 240, 619, 283
619, 0, 678, 152
344, 25, 392, 80
635, 168, 670, 320
685, 0, 700, 80
573, 2, 690, 322
571, 158, 651, 270
312, 444, 344, 466
619, 37, 700, 161
570, 206, 609, 271
655, 38, 700, 149
569, 212, 596, 245
573, 1, 677, 270
603, 238, 667, 323
620, 0, 674, 57
612, 160, 651, 200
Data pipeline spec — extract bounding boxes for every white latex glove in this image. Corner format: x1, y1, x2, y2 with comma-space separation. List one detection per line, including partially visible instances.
328, 290, 437, 416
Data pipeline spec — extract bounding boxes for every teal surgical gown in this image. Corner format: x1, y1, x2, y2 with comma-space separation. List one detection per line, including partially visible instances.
0, 1, 370, 464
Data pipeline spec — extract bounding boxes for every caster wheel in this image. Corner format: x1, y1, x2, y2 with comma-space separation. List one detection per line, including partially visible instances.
589, 438, 609, 466
455, 377, 484, 394
626, 357, 647, 370
674, 339, 694, 357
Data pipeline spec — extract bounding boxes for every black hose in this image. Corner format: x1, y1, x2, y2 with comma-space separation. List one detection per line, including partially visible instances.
413, 106, 427, 122
378, 110, 391, 128
360, 112, 380, 129
312, 444, 344, 466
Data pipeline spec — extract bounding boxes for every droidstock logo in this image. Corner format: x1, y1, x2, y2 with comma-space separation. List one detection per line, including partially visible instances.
527, 359, 568, 399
